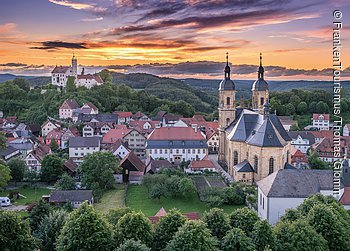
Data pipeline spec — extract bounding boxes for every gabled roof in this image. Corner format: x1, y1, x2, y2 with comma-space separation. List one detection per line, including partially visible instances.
120, 151, 146, 172
52, 66, 70, 74
148, 127, 205, 141
49, 190, 93, 203
46, 128, 63, 140
233, 160, 254, 172
257, 169, 333, 198
64, 158, 78, 173
0, 146, 19, 159
77, 114, 118, 123
189, 159, 215, 169
69, 136, 100, 147
313, 113, 330, 120
114, 111, 133, 118
288, 131, 316, 145
77, 73, 103, 83
111, 139, 130, 153
102, 128, 132, 144
83, 102, 98, 111
60, 99, 79, 110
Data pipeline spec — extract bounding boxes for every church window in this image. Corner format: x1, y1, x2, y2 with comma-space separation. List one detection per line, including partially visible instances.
226, 118, 230, 126
286, 150, 290, 163
254, 155, 258, 173
233, 151, 238, 165
260, 97, 264, 105
269, 157, 274, 174
226, 97, 231, 105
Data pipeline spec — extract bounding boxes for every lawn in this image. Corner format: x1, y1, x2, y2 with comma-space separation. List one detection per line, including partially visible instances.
126, 184, 243, 217
94, 185, 126, 213
0, 187, 51, 205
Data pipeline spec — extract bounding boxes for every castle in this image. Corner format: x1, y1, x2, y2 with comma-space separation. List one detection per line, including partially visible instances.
51, 54, 103, 89
218, 53, 292, 184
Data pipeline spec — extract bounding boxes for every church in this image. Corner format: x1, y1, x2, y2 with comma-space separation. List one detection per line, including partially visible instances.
51, 53, 103, 89
218, 53, 292, 184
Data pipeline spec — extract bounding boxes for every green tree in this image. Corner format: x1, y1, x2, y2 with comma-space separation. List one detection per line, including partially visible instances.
178, 177, 196, 198
0, 132, 6, 149
0, 164, 11, 190
49, 139, 59, 152
7, 158, 26, 182
0, 211, 35, 250
296, 101, 308, 114
308, 152, 329, 170
115, 212, 153, 247
13, 78, 30, 92
166, 221, 218, 251
221, 228, 256, 251
289, 95, 301, 108
99, 69, 113, 83
106, 207, 133, 226
229, 207, 260, 234
34, 209, 68, 251
29, 200, 51, 231
149, 183, 166, 200
66, 76, 76, 93
316, 101, 329, 113
289, 124, 299, 131
153, 209, 187, 251
24, 169, 40, 187
80, 152, 118, 199
117, 239, 150, 251
203, 208, 230, 239
285, 103, 295, 115
280, 208, 302, 222
170, 100, 195, 117
309, 101, 317, 113
41, 154, 64, 183
56, 202, 113, 251
252, 220, 276, 251
55, 173, 76, 190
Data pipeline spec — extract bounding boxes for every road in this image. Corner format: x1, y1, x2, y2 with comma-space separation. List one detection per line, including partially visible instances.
208, 154, 234, 183
1, 205, 27, 211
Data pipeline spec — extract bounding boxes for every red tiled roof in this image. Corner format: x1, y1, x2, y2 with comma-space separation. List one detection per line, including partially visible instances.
77, 73, 103, 83
310, 130, 333, 139
340, 187, 350, 205
46, 128, 63, 139
102, 128, 132, 144
189, 159, 215, 169
114, 111, 133, 118
313, 113, 330, 120
60, 99, 79, 110
52, 66, 70, 74
83, 102, 98, 111
148, 127, 205, 141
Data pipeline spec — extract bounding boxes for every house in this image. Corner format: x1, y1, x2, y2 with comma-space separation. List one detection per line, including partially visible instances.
49, 190, 93, 208
8, 138, 34, 158
278, 116, 298, 131
45, 128, 63, 147
144, 157, 176, 174
26, 124, 41, 136
76, 114, 118, 124
41, 119, 61, 137
24, 144, 51, 172
312, 113, 330, 131
344, 124, 350, 136
68, 137, 100, 163
206, 128, 219, 154
76, 69, 104, 89
153, 111, 181, 126
288, 131, 316, 154
309, 130, 333, 144
291, 147, 308, 168
61, 126, 80, 149
82, 123, 116, 137
129, 120, 160, 136
257, 169, 333, 224
110, 139, 131, 159
0, 146, 21, 161
132, 111, 150, 121
59, 99, 80, 119
120, 151, 146, 183
146, 127, 208, 163
185, 159, 216, 174
149, 208, 200, 223
312, 136, 350, 163
81, 102, 99, 114
63, 158, 78, 177
3, 116, 18, 129
51, 65, 74, 88
114, 111, 133, 124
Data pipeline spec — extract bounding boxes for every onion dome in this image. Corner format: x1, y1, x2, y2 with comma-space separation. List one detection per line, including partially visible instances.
219, 52, 235, 91
252, 53, 268, 91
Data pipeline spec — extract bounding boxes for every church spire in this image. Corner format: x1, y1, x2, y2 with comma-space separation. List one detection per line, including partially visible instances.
224, 52, 231, 79
258, 52, 264, 80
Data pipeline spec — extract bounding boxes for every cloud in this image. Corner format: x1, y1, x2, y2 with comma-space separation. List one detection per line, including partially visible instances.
0, 23, 17, 33
0, 62, 27, 67
80, 17, 103, 22
29, 40, 87, 50
48, 0, 95, 10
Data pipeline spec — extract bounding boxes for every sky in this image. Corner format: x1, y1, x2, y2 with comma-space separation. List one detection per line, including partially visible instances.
0, 0, 350, 80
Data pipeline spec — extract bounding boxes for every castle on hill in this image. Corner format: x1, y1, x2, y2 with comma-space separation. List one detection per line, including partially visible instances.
51, 54, 103, 89
218, 53, 292, 184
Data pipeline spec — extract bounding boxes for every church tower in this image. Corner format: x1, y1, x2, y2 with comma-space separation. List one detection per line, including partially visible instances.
72, 51, 78, 77
218, 53, 236, 162
252, 53, 269, 114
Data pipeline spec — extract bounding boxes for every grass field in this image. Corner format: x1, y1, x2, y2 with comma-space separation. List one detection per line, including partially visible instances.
126, 184, 243, 217
0, 187, 51, 205
94, 185, 126, 213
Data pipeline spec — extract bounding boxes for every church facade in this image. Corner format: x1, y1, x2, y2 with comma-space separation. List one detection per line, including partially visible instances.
218, 54, 292, 184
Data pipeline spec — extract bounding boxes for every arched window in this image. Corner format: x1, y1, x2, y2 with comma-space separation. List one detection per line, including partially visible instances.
254, 155, 258, 173
226, 118, 230, 126
226, 97, 231, 105
286, 150, 290, 163
269, 157, 274, 174
233, 151, 238, 165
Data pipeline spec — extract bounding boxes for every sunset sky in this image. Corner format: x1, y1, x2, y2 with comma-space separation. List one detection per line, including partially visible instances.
0, 0, 350, 80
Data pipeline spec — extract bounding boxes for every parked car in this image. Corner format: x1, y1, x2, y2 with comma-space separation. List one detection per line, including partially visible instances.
0, 197, 11, 207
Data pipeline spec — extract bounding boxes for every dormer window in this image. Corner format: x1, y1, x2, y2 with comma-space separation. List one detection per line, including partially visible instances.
170, 141, 173, 145
268, 134, 273, 139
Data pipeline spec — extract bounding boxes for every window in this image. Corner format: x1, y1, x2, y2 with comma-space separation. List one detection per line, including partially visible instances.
254, 155, 258, 173
269, 157, 274, 174
226, 97, 230, 105
286, 150, 290, 163
263, 197, 265, 209
242, 174, 246, 179
226, 118, 230, 126
260, 97, 264, 105
233, 151, 238, 165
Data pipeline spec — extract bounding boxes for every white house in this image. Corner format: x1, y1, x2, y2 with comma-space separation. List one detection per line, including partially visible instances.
68, 137, 100, 163
76, 73, 104, 89
110, 139, 131, 159
41, 119, 61, 137
312, 113, 330, 131
288, 131, 316, 154
59, 99, 80, 119
24, 144, 51, 172
185, 159, 216, 174
257, 169, 333, 225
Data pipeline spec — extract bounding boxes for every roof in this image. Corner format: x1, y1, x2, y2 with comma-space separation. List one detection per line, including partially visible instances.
148, 127, 206, 141
69, 137, 100, 147
64, 158, 78, 173
9, 139, 34, 150
0, 146, 19, 159
226, 109, 291, 147
49, 190, 93, 203
77, 73, 103, 83
77, 114, 118, 123
46, 128, 63, 140
257, 169, 333, 198
218, 78, 235, 91
114, 111, 133, 118
233, 160, 254, 172
52, 66, 70, 74
340, 187, 350, 205
313, 113, 330, 120
252, 79, 268, 91
148, 208, 200, 223
288, 131, 316, 145
120, 151, 146, 172
189, 159, 215, 169
60, 99, 79, 110
83, 102, 98, 111
102, 128, 132, 144
111, 139, 129, 153
132, 111, 147, 119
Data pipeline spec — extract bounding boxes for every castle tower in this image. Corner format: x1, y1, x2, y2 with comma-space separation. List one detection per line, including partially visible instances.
218, 53, 236, 162
252, 53, 269, 114
72, 51, 78, 77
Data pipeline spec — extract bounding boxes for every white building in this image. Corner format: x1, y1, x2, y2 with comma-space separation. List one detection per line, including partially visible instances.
257, 169, 333, 225
76, 70, 104, 89
312, 113, 330, 131
288, 131, 316, 154
41, 119, 61, 137
59, 99, 80, 120
68, 137, 100, 163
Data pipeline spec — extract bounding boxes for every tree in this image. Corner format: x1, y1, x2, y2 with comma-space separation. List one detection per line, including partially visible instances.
285, 103, 295, 115
117, 239, 150, 251
29, 200, 51, 231
99, 69, 113, 83
80, 152, 118, 199
0, 211, 35, 250
296, 101, 308, 114
153, 209, 187, 251
308, 151, 329, 170
13, 78, 30, 92
202, 208, 230, 239
66, 76, 76, 93
55, 173, 76, 190
7, 158, 26, 182
40, 154, 64, 183
56, 202, 114, 251
280, 208, 302, 222
229, 207, 260, 234
316, 101, 329, 113
309, 101, 317, 113
289, 95, 301, 108
150, 183, 166, 200
166, 221, 218, 251
0, 132, 6, 149
106, 207, 133, 226
50, 139, 59, 152
24, 169, 40, 187
178, 177, 196, 198
115, 212, 153, 247
274, 220, 328, 251
252, 220, 276, 251
289, 124, 299, 131
34, 209, 68, 251
0, 164, 11, 190
221, 228, 256, 251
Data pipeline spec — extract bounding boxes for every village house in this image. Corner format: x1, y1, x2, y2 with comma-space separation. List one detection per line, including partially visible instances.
311, 113, 330, 131
76, 69, 104, 89
59, 99, 80, 120
278, 116, 298, 131
120, 151, 146, 183
68, 137, 100, 163
132, 111, 150, 121
312, 136, 350, 163
0, 146, 21, 161
290, 147, 308, 168
185, 159, 216, 174
24, 144, 51, 172
128, 120, 160, 136
153, 111, 181, 126
82, 123, 117, 137
8, 138, 34, 158
144, 157, 176, 174
49, 190, 93, 208
110, 139, 131, 159
72, 102, 99, 123
114, 111, 133, 124
288, 131, 316, 154
76, 113, 118, 124
63, 158, 78, 177
41, 119, 61, 137
146, 127, 208, 163
45, 128, 63, 147
61, 126, 80, 149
